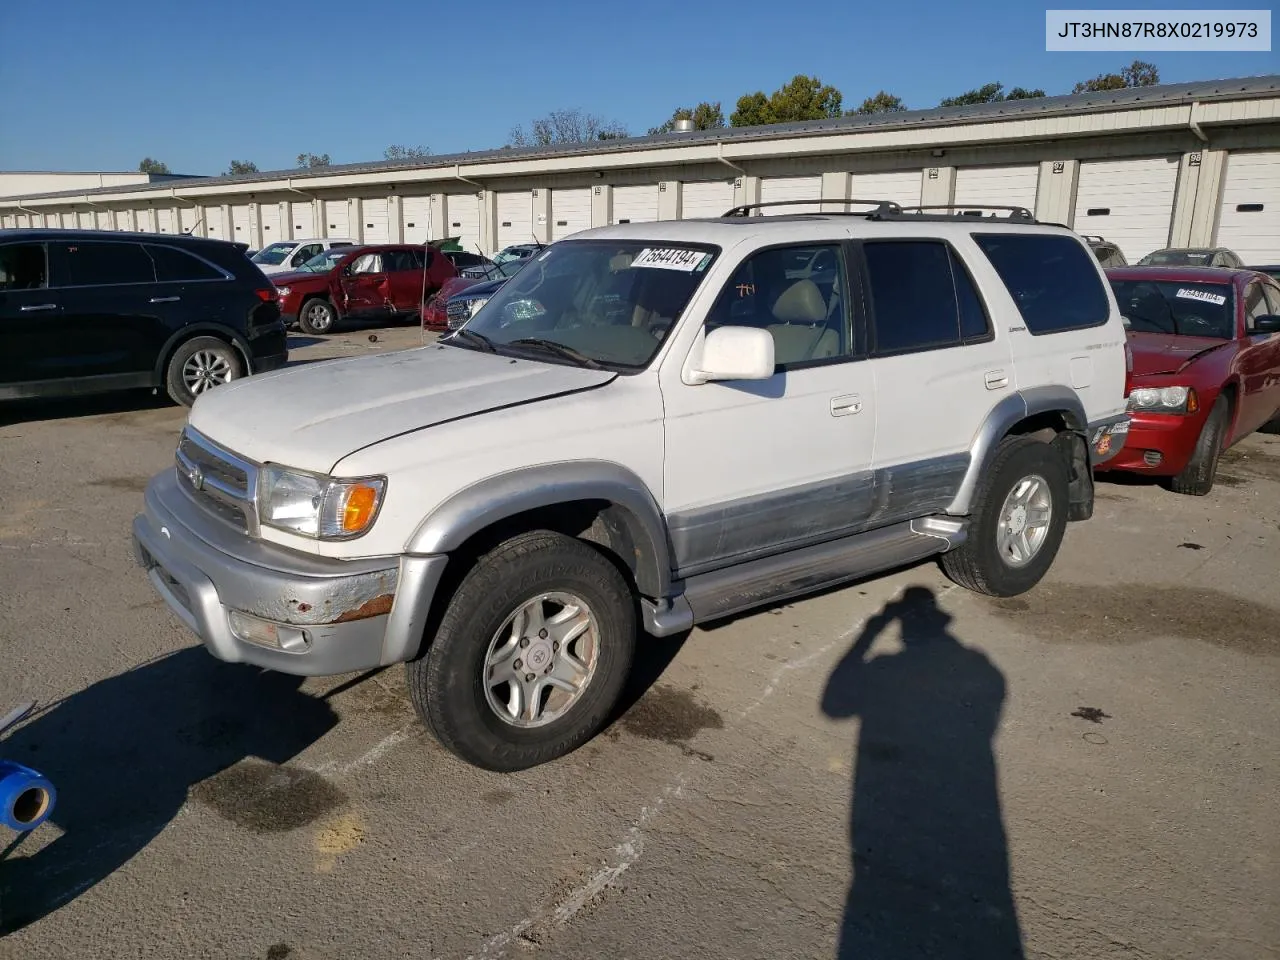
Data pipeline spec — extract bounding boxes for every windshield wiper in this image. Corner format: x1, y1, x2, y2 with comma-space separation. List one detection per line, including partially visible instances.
508, 337, 602, 369
445, 328, 496, 352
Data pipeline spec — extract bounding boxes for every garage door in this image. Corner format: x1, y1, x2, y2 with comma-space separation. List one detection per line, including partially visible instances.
954, 165, 1038, 214
231, 204, 252, 246
445, 193, 482, 254
850, 170, 923, 208
289, 201, 314, 239
497, 191, 534, 250
77, 211, 93, 229
681, 180, 735, 219
179, 207, 198, 235
259, 203, 280, 244
612, 184, 658, 224
361, 198, 390, 243
1073, 158, 1179, 263
551, 188, 591, 240
760, 176, 822, 214
155, 209, 173, 234
1215, 150, 1280, 264
16, 213, 30, 229
204, 206, 226, 239
402, 196, 432, 244
323, 199, 350, 239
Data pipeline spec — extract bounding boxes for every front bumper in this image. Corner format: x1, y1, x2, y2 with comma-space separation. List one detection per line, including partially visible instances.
1095, 411, 1201, 476
1087, 415, 1131, 466
132, 470, 447, 676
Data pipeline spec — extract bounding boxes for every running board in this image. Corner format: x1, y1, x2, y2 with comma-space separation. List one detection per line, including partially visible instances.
677, 517, 965, 625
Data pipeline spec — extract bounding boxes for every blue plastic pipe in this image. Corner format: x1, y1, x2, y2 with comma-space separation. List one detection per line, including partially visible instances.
0, 760, 56, 832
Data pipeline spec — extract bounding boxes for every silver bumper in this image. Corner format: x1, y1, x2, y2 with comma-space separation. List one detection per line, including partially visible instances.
132, 470, 447, 676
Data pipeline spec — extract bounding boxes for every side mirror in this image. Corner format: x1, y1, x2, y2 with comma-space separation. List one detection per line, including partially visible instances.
1254, 315, 1280, 333
689, 326, 775, 383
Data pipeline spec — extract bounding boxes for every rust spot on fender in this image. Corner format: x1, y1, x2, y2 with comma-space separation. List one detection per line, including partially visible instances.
330, 593, 394, 623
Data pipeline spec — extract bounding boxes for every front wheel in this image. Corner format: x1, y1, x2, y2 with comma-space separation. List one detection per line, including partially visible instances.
298, 297, 337, 335
1169, 395, 1228, 496
941, 436, 1070, 597
407, 531, 636, 771
165, 336, 243, 407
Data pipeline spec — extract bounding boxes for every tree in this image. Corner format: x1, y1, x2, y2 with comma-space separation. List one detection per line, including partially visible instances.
852, 91, 907, 115
295, 152, 331, 168
1005, 86, 1046, 100
225, 160, 258, 175
508, 109, 628, 147
648, 102, 727, 135
939, 82, 1046, 106
730, 74, 843, 127
1073, 59, 1160, 93
138, 157, 170, 175
384, 144, 431, 162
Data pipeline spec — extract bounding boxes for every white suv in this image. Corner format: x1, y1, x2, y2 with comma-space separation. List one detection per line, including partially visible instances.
133, 202, 1130, 771
250, 237, 357, 275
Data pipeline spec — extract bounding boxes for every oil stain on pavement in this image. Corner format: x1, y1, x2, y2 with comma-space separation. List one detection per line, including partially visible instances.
613, 685, 724, 761
191, 758, 347, 833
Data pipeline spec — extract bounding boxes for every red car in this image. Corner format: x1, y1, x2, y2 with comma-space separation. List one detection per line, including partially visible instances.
1100, 265, 1280, 495
421, 260, 528, 331
273, 243, 457, 335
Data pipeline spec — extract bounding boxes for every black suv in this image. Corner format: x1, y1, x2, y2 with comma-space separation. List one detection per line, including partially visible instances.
0, 229, 287, 407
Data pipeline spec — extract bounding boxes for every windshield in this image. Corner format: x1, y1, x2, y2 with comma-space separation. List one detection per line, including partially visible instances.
299, 249, 349, 273
251, 242, 296, 265
451, 240, 718, 369
1110, 279, 1236, 339
1138, 249, 1215, 266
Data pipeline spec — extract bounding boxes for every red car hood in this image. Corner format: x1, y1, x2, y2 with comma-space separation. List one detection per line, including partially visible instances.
271, 268, 331, 287
1127, 330, 1230, 377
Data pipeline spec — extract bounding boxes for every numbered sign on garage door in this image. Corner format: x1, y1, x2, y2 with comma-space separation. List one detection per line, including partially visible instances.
323, 199, 350, 239
290, 201, 314, 239
402, 196, 431, 244
681, 181, 734, 219
954, 165, 1038, 215
551, 188, 591, 240
497, 192, 534, 249
1073, 158, 1179, 263
612, 185, 658, 224
1215, 150, 1280, 264
362, 198, 390, 243
259, 203, 280, 243
760, 176, 822, 214
849, 170, 923, 209
445, 194, 482, 254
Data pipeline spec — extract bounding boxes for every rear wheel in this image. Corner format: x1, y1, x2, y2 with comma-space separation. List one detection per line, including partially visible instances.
298, 297, 337, 335
165, 336, 243, 407
1169, 396, 1228, 496
941, 436, 1070, 597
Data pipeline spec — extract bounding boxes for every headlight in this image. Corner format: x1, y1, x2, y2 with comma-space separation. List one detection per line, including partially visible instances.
467, 297, 490, 317
258, 466, 386, 539
1126, 385, 1199, 414
275, 286, 291, 297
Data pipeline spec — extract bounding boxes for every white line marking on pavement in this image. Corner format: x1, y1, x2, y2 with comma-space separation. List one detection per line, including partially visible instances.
311, 722, 416, 777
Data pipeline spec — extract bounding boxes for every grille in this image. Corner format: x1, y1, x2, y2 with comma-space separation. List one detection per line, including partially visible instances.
446, 299, 472, 330
175, 428, 259, 534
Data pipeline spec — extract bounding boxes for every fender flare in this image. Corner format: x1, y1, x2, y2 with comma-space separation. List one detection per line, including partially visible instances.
406, 461, 674, 598
948, 387, 1088, 515
152, 323, 255, 383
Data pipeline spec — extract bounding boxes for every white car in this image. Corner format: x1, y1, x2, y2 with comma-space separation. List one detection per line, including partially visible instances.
249, 238, 356, 275
133, 202, 1131, 772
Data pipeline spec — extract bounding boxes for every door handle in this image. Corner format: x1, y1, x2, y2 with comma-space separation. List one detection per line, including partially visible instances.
830, 394, 862, 416
19, 303, 57, 312
984, 369, 1009, 390
149, 296, 181, 303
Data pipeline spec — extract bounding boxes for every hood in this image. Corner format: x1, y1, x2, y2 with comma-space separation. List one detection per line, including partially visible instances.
270, 268, 330, 286
1127, 331, 1229, 377
187, 344, 616, 474
451, 276, 507, 299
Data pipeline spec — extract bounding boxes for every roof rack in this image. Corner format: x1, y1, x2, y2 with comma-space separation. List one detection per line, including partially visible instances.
720, 199, 1040, 223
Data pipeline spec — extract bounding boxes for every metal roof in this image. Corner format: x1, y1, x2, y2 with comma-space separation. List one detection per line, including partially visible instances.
6, 74, 1278, 204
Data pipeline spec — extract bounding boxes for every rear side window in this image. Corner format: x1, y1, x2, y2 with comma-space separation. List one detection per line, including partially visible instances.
55, 241, 155, 286
862, 241, 991, 355
974, 234, 1109, 334
0, 243, 48, 290
146, 244, 224, 282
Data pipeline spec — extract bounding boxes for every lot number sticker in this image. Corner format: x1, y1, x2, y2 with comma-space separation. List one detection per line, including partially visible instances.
632, 248, 709, 272
1176, 287, 1226, 306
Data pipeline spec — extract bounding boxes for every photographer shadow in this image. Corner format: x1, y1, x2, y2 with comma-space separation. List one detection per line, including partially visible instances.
821, 586, 1024, 959
1, 646, 340, 935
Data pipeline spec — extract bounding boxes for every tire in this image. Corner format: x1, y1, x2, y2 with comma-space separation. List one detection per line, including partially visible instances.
940, 436, 1070, 598
164, 336, 243, 407
298, 297, 337, 335
1169, 396, 1228, 496
407, 530, 637, 772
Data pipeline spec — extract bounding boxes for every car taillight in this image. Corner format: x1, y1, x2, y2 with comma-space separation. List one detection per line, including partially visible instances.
254, 287, 278, 302
1123, 339, 1134, 395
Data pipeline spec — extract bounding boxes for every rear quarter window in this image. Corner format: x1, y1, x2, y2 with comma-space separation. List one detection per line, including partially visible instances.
974, 234, 1110, 335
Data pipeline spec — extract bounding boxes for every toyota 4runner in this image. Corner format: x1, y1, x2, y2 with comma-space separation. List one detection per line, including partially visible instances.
132, 201, 1131, 771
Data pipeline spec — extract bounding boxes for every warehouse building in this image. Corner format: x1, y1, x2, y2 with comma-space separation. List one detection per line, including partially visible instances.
0, 170, 199, 199
2, 75, 1278, 263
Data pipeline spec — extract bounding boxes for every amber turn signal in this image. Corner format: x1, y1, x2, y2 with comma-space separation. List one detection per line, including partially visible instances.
342, 484, 381, 533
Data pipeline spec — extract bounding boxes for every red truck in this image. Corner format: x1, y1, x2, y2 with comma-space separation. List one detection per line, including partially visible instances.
273, 244, 457, 335
1101, 265, 1280, 495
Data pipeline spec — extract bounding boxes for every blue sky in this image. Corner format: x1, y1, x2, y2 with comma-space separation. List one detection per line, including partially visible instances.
0, 0, 1275, 175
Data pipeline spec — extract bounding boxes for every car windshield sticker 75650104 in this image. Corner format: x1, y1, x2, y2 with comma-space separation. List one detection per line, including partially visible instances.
631, 248, 711, 272
1175, 287, 1227, 306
